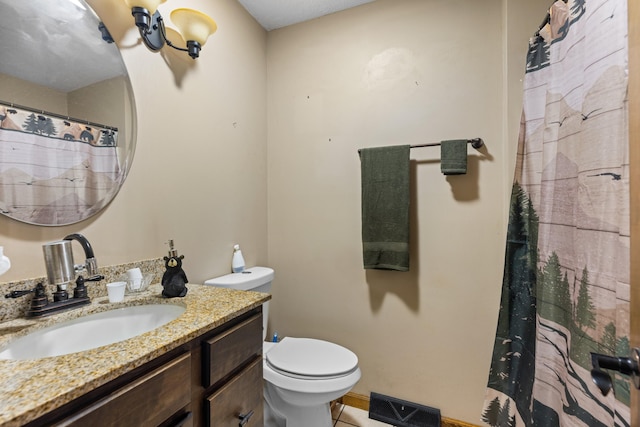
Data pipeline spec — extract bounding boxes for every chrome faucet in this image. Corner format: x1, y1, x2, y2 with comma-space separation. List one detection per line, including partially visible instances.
5, 233, 104, 317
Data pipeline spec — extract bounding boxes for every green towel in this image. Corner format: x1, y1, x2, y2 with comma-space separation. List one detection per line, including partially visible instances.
441, 139, 468, 175
359, 145, 410, 271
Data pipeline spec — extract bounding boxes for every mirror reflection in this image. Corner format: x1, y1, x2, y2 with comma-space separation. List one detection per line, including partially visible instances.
0, 0, 136, 226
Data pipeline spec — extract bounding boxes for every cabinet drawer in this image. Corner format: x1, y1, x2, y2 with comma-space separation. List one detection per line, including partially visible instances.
203, 313, 262, 388
56, 352, 191, 427
205, 357, 263, 427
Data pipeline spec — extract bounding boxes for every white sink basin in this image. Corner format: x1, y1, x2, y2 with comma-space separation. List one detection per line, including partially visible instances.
0, 304, 185, 360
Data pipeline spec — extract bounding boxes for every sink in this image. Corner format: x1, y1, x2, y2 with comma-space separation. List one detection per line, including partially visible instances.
0, 304, 185, 360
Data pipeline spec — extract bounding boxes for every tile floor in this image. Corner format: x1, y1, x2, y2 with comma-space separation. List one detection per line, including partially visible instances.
331, 402, 390, 427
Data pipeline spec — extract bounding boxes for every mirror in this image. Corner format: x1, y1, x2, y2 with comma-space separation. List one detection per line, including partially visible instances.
0, 0, 137, 226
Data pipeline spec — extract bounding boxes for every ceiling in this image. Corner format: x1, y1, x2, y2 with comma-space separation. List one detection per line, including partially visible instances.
0, 0, 126, 93
0, 0, 377, 94
237, 0, 377, 31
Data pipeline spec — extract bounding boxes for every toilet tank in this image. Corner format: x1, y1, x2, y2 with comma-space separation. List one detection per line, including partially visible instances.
204, 266, 273, 340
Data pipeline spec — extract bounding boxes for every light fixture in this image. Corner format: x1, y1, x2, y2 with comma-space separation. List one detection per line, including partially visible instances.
124, 0, 217, 59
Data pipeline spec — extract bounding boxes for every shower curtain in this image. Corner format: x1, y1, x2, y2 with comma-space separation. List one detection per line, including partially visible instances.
483, 0, 629, 425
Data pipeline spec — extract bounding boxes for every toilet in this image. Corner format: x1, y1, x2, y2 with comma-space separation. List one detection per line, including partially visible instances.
204, 266, 361, 427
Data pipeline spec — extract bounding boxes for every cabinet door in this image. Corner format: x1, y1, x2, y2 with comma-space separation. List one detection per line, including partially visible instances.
56, 352, 191, 427
205, 357, 263, 427
203, 313, 262, 388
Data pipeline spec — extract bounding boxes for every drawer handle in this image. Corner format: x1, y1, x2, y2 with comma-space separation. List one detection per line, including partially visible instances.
172, 412, 193, 427
238, 409, 254, 426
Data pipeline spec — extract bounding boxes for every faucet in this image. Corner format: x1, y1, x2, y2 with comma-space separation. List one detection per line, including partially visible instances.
64, 233, 100, 279
4, 233, 104, 317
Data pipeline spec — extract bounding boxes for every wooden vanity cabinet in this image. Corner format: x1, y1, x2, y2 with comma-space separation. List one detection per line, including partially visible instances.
55, 351, 192, 427
202, 313, 263, 427
206, 357, 262, 427
25, 307, 263, 427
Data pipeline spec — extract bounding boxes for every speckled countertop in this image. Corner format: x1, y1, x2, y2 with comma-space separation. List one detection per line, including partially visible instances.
0, 283, 270, 427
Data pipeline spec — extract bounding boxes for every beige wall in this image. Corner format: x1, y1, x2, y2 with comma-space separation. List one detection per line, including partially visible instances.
1, 0, 550, 423
266, 0, 546, 423
0, 0, 268, 282
69, 76, 129, 147
0, 73, 68, 114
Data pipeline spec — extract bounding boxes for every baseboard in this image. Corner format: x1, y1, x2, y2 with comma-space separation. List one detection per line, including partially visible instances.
338, 392, 479, 427
339, 392, 370, 411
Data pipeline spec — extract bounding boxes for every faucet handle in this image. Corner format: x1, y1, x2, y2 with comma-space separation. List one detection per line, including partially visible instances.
30, 283, 48, 311
73, 274, 104, 299
5, 288, 35, 298
5, 284, 49, 315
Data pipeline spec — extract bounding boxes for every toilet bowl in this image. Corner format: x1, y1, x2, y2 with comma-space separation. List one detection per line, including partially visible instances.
204, 267, 361, 427
263, 338, 361, 427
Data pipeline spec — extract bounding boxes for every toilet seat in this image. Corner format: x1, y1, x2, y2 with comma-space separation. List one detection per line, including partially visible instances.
266, 337, 359, 380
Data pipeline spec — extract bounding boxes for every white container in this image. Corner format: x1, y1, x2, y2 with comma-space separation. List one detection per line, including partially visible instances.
0, 246, 10, 276
125, 273, 154, 293
106, 281, 126, 303
126, 268, 143, 290
231, 244, 245, 273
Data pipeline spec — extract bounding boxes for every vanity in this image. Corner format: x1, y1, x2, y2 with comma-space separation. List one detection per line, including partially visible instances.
0, 284, 270, 427
0, 0, 267, 423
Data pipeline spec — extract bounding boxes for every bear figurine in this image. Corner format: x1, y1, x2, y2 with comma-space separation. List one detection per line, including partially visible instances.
161, 254, 188, 298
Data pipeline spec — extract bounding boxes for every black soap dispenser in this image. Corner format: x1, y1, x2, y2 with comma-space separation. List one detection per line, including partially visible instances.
161, 239, 188, 298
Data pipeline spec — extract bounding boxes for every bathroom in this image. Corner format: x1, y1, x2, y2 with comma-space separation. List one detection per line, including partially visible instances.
0, 0, 638, 425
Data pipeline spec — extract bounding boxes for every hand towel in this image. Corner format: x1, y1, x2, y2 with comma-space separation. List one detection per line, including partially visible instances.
440, 139, 468, 175
359, 145, 410, 271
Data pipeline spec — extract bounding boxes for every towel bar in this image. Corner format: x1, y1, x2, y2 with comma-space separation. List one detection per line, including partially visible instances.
410, 138, 484, 150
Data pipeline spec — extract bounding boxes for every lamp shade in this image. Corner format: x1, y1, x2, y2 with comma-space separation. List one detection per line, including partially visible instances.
170, 8, 217, 46
124, 0, 166, 14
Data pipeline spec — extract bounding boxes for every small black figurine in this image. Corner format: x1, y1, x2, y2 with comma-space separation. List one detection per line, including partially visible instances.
161, 240, 188, 298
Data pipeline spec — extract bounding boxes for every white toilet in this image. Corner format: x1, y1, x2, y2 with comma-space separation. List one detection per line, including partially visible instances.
204, 266, 361, 427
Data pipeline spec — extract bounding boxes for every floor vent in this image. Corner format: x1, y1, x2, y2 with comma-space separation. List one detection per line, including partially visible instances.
368, 392, 441, 427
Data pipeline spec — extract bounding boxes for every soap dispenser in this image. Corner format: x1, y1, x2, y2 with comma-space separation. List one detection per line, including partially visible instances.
0, 247, 10, 276
232, 244, 245, 273
161, 239, 188, 298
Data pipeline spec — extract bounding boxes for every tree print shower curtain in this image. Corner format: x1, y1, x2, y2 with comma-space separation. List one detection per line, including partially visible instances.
0, 103, 120, 225
483, 0, 630, 425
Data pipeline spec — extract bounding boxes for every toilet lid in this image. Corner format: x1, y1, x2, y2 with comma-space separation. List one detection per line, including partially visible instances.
266, 337, 358, 378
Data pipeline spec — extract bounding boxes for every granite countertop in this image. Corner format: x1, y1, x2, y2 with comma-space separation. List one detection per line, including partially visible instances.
0, 283, 270, 427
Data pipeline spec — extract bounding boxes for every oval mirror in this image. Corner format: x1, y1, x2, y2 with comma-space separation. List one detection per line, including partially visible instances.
0, 0, 137, 226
